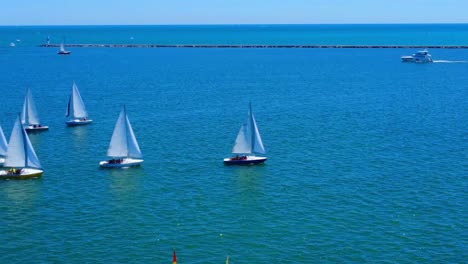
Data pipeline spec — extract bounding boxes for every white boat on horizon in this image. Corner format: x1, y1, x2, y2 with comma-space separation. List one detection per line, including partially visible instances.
0, 125, 7, 166
21, 88, 48, 131
99, 106, 143, 168
65, 82, 93, 126
0, 115, 43, 179
57, 43, 71, 55
224, 103, 267, 165
401, 49, 433, 63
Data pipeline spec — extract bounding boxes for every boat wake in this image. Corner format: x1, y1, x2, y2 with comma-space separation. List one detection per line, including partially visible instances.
433, 60, 468, 63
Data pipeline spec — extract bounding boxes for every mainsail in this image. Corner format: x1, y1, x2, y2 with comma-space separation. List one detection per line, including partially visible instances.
231, 103, 266, 155
107, 106, 142, 159
21, 88, 40, 125
4, 115, 42, 169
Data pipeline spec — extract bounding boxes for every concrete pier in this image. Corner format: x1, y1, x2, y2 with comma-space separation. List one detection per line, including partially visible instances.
39, 44, 468, 49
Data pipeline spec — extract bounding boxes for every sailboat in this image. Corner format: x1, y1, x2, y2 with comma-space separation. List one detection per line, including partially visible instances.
57, 43, 71, 55
224, 103, 267, 165
0, 115, 43, 179
65, 82, 93, 126
21, 88, 48, 131
99, 105, 143, 168
0, 125, 7, 166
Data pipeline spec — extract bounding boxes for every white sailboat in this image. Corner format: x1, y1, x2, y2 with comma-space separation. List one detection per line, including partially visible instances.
65, 82, 93, 126
57, 43, 71, 55
0, 125, 7, 166
224, 103, 267, 165
0, 115, 43, 179
21, 88, 48, 131
99, 105, 143, 168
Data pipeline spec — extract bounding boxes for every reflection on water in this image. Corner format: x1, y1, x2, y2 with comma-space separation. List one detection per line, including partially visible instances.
27, 131, 43, 146
232, 165, 267, 207
67, 125, 90, 147
107, 166, 145, 199
0, 180, 41, 217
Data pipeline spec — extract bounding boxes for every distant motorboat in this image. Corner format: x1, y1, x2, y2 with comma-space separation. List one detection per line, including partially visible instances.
9, 42, 15, 47
65, 82, 93, 126
21, 88, 49, 132
0, 115, 43, 179
224, 103, 267, 165
57, 43, 71, 55
99, 105, 143, 168
401, 49, 433, 63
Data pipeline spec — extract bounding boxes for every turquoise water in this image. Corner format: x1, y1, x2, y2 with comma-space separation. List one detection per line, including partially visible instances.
3, 24, 468, 47
0, 26, 467, 263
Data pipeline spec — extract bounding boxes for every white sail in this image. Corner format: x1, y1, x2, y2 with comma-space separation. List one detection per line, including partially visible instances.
4, 116, 42, 169
0, 125, 7, 157
107, 106, 142, 158
21, 88, 40, 125
231, 103, 266, 155
60, 43, 65, 52
68, 82, 88, 118
232, 123, 251, 154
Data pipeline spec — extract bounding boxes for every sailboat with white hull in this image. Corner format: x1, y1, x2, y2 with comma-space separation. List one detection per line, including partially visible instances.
99, 106, 143, 168
0, 125, 7, 166
21, 88, 48, 131
0, 115, 43, 179
224, 103, 267, 165
65, 82, 93, 126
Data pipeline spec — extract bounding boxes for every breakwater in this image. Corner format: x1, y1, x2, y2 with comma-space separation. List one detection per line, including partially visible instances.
39, 44, 468, 49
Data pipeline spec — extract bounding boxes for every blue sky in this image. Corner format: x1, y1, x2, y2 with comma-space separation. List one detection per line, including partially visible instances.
1, 0, 467, 25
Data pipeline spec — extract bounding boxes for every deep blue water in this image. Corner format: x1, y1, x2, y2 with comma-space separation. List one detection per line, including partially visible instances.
0, 26, 467, 263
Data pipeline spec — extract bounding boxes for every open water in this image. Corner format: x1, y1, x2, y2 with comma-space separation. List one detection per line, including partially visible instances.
0, 25, 467, 263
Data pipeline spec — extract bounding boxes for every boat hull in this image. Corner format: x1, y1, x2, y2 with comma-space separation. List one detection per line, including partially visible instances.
224, 156, 267, 165
58, 51, 71, 55
66, 119, 93, 126
99, 158, 144, 168
24, 125, 49, 132
0, 168, 43, 180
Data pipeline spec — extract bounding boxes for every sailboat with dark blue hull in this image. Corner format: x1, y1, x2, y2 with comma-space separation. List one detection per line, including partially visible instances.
224, 103, 267, 165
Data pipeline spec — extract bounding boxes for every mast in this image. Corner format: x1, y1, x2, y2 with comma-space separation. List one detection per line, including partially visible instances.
249, 102, 254, 154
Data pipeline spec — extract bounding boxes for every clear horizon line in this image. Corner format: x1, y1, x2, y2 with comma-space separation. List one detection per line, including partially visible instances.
1, 22, 468, 27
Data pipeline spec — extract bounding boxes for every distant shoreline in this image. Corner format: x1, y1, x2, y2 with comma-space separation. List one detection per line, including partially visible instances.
39, 44, 468, 49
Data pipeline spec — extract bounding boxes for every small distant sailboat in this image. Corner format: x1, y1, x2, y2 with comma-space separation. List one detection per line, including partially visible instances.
226, 255, 230, 264
21, 88, 48, 131
0, 115, 43, 179
0, 125, 7, 166
57, 43, 71, 55
172, 250, 177, 264
224, 103, 267, 165
65, 82, 93, 126
99, 106, 143, 168
9, 42, 16, 47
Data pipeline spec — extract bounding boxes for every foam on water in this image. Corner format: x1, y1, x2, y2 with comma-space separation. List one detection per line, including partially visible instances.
433, 60, 468, 63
